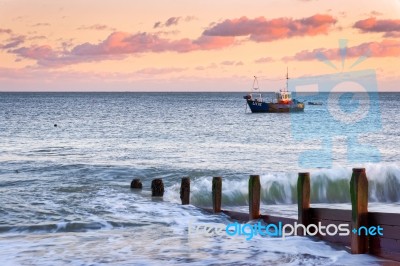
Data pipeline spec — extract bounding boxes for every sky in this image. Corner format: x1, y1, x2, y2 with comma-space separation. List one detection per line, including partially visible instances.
0, 0, 399, 91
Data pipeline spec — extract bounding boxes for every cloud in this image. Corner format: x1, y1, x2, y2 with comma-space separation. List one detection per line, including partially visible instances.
77, 24, 116, 31
220, 60, 243, 66
153, 21, 162, 28
165, 17, 180, 27
155, 30, 180, 36
283, 39, 400, 61
135, 67, 186, 75
61, 39, 75, 49
154, 17, 181, 28
31, 23, 50, 27
11, 44, 124, 67
0, 35, 25, 49
10, 32, 235, 67
254, 57, 274, 63
184, 16, 197, 22
0, 28, 13, 35
384, 31, 400, 38
28, 35, 47, 41
221, 60, 235, 65
12, 45, 58, 61
12, 16, 24, 22
203, 14, 337, 42
369, 11, 383, 16
153, 16, 196, 28
195, 63, 217, 71
354, 17, 400, 35
71, 32, 234, 55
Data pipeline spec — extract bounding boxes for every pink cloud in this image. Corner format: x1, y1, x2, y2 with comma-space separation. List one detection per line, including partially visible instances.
284, 39, 400, 61
10, 32, 235, 67
384, 31, 400, 38
191, 35, 235, 50
71, 32, 234, 55
203, 14, 337, 42
12, 45, 57, 60
354, 17, 400, 33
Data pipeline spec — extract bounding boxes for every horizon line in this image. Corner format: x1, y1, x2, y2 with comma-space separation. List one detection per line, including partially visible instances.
0, 90, 399, 93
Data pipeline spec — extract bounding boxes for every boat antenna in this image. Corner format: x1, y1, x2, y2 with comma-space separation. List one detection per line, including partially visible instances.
286, 67, 289, 91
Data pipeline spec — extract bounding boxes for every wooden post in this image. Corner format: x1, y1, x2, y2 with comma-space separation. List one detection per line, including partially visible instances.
180, 177, 190, 205
350, 168, 369, 254
151, 178, 164, 197
212, 177, 222, 213
249, 175, 261, 220
130, 178, 142, 189
297, 172, 310, 235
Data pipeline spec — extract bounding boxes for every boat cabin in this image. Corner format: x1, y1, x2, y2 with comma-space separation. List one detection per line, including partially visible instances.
276, 90, 292, 104
244, 93, 263, 102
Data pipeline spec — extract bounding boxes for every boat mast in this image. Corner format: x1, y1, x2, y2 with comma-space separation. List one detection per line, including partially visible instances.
286, 67, 289, 91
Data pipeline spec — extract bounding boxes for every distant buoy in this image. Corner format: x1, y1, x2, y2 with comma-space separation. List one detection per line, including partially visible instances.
54, 124, 57, 127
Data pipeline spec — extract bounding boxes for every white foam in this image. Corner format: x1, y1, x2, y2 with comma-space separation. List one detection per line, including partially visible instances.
164, 163, 400, 206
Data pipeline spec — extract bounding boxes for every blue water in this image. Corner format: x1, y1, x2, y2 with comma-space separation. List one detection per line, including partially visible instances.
0, 92, 399, 265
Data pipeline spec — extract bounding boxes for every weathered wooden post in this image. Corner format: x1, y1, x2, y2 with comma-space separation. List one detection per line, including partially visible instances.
249, 175, 261, 220
297, 172, 310, 235
130, 178, 142, 189
180, 177, 190, 205
212, 177, 222, 213
151, 178, 164, 197
350, 168, 369, 254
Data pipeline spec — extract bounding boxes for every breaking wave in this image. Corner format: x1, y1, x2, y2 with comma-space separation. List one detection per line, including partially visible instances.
166, 163, 400, 206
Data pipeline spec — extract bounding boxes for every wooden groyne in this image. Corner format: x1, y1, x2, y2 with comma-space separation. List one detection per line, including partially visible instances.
131, 168, 400, 262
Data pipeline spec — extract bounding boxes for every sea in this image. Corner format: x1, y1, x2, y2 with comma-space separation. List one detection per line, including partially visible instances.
0, 92, 399, 265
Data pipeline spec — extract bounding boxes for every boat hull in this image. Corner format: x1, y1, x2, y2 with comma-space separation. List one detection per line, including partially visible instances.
246, 100, 304, 113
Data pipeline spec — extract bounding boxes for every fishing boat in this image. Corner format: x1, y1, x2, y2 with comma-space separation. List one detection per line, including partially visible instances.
243, 71, 305, 113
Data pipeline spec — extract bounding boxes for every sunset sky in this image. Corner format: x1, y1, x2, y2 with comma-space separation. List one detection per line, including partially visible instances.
0, 0, 399, 91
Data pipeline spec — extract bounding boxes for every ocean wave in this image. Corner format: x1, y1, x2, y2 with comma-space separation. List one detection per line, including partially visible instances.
0, 220, 147, 234
165, 163, 400, 206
